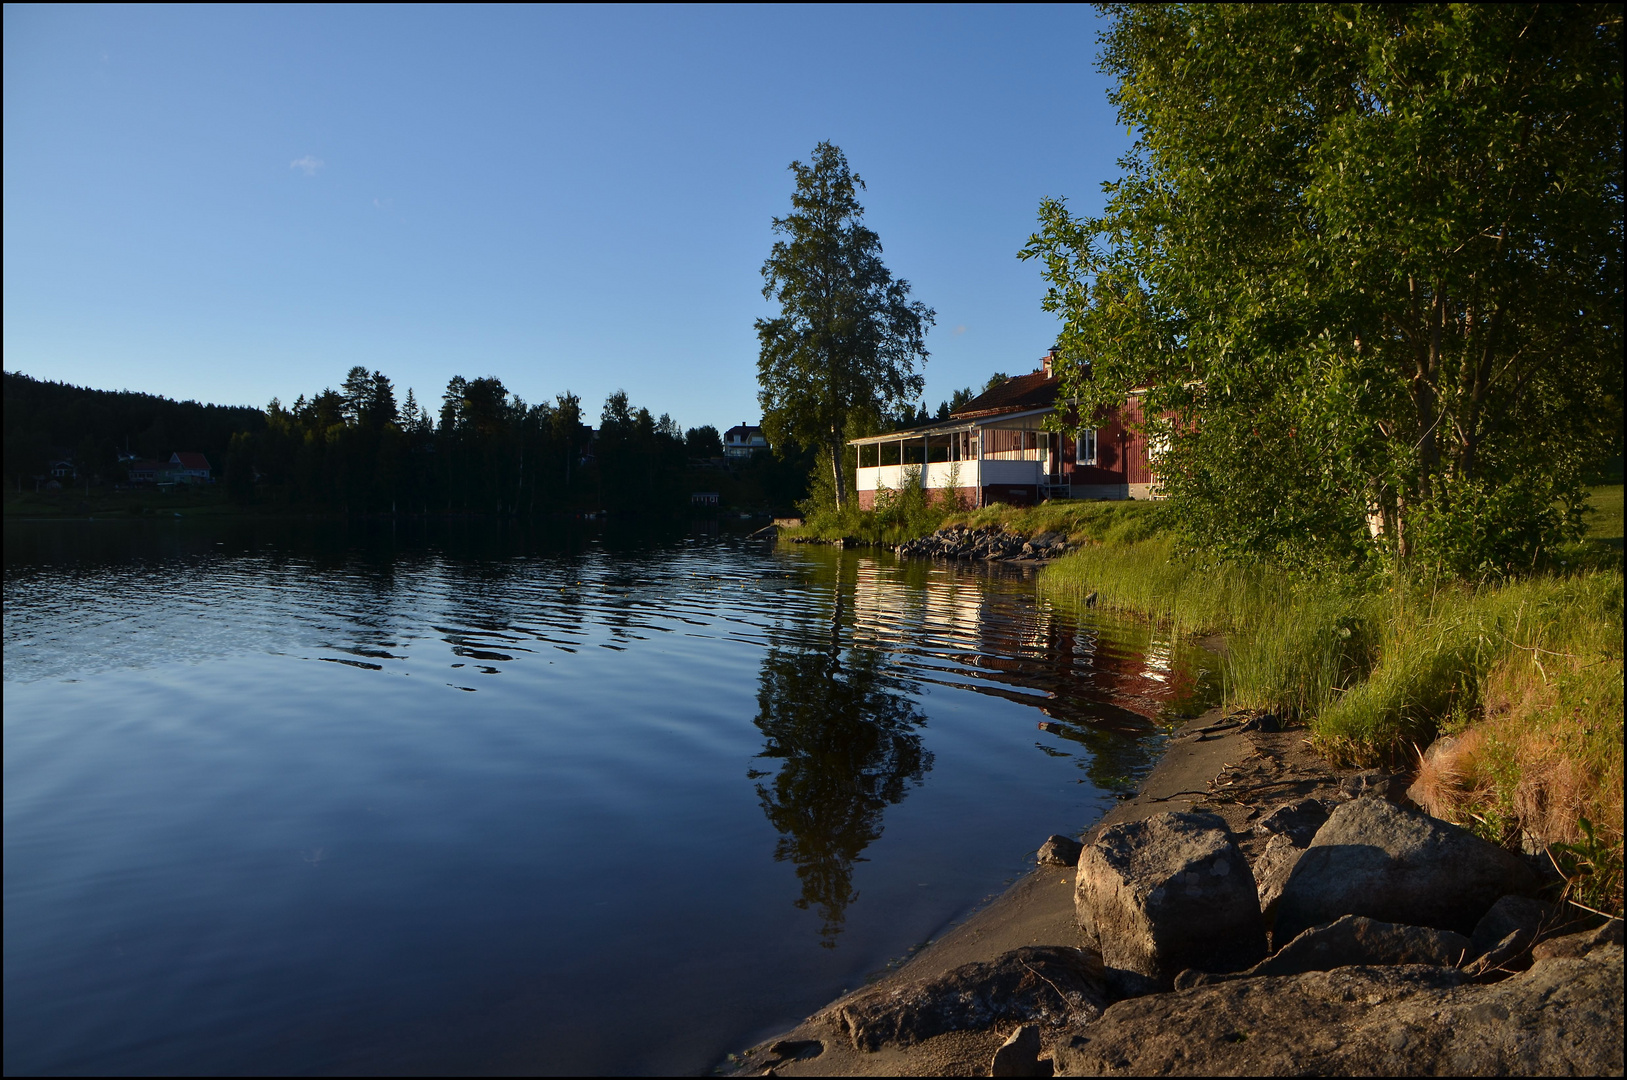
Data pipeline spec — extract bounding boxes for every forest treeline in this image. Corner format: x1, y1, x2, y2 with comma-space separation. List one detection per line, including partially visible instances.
4, 367, 812, 514
3, 370, 265, 486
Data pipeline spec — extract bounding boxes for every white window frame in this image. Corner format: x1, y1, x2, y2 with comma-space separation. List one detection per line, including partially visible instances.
1075, 428, 1098, 466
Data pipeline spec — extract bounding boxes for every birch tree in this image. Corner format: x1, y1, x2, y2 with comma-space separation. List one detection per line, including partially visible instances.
757, 142, 935, 512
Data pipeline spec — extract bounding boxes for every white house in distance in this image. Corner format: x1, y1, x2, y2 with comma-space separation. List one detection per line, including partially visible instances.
723, 423, 769, 461
850, 350, 1159, 509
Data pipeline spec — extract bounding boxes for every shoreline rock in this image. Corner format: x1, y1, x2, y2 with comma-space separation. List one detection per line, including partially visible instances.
783, 524, 1072, 564
1074, 810, 1265, 983
895, 525, 1071, 562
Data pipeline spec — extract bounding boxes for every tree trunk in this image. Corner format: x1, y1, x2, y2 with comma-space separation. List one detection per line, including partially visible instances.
1412, 287, 1445, 504
1395, 490, 1409, 561
829, 429, 848, 512
1462, 306, 1500, 483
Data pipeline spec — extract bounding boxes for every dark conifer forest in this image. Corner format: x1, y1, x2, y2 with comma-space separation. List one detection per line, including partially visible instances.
3, 368, 809, 515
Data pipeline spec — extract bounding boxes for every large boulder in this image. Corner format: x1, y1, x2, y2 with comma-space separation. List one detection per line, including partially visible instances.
825, 946, 1106, 1052
1075, 810, 1265, 982
1272, 796, 1539, 944
1051, 945, 1624, 1076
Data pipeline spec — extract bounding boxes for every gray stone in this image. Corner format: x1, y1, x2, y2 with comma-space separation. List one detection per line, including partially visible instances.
1469, 894, 1551, 960
1252, 798, 1330, 846
1336, 770, 1408, 802
1050, 945, 1624, 1076
1264, 915, 1471, 973
1181, 915, 1470, 986
1101, 966, 1163, 1003
1463, 929, 1527, 980
763, 1039, 822, 1065
1251, 832, 1307, 931
1039, 834, 1084, 867
990, 1024, 1045, 1077
1074, 810, 1266, 982
1531, 916, 1623, 962
825, 946, 1106, 1052
1273, 796, 1539, 944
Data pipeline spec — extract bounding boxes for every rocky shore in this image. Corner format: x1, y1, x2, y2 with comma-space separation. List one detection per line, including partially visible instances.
724, 709, 1624, 1077
781, 524, 1073, 563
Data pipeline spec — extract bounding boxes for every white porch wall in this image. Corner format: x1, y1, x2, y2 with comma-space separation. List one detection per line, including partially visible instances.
856, 459, 1043, 492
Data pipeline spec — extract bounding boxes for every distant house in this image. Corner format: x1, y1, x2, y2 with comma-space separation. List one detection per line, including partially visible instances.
125, 459, 171, 484
169, 452, 213, 483
124, 452, 211, 485
723, 423, 769, 461
849, 349, 1159, 509
48, 459, 76, 480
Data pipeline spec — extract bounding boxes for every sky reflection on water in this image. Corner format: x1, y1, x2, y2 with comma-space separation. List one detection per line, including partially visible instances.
4, 519, 1215, 1075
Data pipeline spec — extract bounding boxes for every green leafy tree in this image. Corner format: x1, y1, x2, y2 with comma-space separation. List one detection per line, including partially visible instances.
1022, 4, 1622, 574
685, 424, 723, 458
757, 142, 936, 511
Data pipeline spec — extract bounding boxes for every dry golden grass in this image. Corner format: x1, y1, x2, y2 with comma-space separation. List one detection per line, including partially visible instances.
1409, 644, 1623, 912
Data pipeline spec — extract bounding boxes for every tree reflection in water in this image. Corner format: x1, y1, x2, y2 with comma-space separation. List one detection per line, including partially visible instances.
752, 589, 932, 947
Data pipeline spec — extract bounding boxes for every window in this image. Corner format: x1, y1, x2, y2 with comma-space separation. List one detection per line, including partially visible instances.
1075, 428, 1097, 466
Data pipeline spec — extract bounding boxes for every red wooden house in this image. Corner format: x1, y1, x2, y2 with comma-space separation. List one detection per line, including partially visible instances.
850, 350, 1158, 509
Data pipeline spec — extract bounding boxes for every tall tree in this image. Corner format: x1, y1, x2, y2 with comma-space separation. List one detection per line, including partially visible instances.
757, 142, 936, 511
1023, 4, 1622, 573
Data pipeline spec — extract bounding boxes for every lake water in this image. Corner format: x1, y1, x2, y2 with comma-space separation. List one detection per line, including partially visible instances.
3, 519, 1217, 1075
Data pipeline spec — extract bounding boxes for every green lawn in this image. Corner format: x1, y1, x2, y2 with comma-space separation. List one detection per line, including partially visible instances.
1587, 483, 1624, 543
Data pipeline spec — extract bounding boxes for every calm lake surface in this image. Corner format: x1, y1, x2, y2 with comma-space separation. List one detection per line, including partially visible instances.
3, 519, 1216, 1076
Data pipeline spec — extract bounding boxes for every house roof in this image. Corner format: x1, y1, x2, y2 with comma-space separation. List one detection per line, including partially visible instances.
847, 369, 1063, 447
724, 424, 765, 440
950, 370, 1060, 419
171, 452, 211, 470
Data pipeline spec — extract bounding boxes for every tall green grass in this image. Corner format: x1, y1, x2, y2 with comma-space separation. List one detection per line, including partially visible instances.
1040, 538, 1374, 719
1314, 573, 1623, 763
1041, 541, 1623, 765
1040, 539, 1624, 910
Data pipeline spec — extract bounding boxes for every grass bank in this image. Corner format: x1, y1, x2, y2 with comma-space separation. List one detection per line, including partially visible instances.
783, 494, 1167, 548
1038, 486, 1625, 915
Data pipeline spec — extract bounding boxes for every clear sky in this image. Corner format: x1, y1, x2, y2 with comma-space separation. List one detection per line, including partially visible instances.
4, 4, 1129, 432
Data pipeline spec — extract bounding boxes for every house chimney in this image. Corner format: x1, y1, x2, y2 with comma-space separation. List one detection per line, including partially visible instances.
1042, 349, 1056, 378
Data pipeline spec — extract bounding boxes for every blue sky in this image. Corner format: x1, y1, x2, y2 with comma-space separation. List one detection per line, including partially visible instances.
4, 4, 1129, 431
